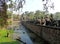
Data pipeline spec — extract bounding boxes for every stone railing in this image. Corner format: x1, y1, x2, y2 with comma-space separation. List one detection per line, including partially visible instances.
22, 21, 60, 44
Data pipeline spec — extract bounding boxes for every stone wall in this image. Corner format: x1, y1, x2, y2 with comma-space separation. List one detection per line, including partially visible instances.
22, 22, 60, 44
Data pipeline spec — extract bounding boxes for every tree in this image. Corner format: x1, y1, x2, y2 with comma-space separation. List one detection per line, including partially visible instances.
24, 12, 34, 20
7, 11, 12, 19
0, 0, 8, 28
8, 0, 25, 11
54, 12, 60, 20
34, 10, 45, 19
49, 14, 54, 20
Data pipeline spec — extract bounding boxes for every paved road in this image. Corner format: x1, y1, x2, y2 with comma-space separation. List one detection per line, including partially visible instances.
13, 25, 33, 44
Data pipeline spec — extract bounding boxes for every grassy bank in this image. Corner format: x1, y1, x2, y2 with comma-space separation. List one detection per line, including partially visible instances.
0, 37, 20, 44
0, 29, 20, 44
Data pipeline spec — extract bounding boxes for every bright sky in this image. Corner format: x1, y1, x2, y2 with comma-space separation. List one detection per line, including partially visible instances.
22, 0, 60, 13
12, 0, 60, 14
22, 0, 43, 13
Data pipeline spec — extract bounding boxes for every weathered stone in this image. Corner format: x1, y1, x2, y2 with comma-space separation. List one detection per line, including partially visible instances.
22, 22, 60, 44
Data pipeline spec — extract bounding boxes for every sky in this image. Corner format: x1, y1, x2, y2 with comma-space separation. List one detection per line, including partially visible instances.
22, 0, 60, 13
12, 0, 60, 14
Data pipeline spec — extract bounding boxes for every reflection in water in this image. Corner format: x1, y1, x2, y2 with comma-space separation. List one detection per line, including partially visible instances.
14, 25, 33, 44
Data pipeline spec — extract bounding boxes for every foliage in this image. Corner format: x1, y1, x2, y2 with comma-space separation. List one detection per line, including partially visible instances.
7, 20, 11, 25
0, 29, 20, 44
7, 11, 12, 19
34, 10, 45, 19
0, 29, 13, 37
0, 2, 8, 28
0, 37, 20, 44
8, 0, 25, 11
21, 10, 46, 21
34, 10, 41, 19
54, 12, 60, 20
29, 12, 35, 20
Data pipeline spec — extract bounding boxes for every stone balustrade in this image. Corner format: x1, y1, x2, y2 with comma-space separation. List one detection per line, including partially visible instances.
22, 21, 60, 44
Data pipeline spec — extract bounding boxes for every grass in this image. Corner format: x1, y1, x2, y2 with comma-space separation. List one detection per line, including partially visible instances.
0, 29, 20, 44
0, 37, 20, 44
0, 29, 13, 37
